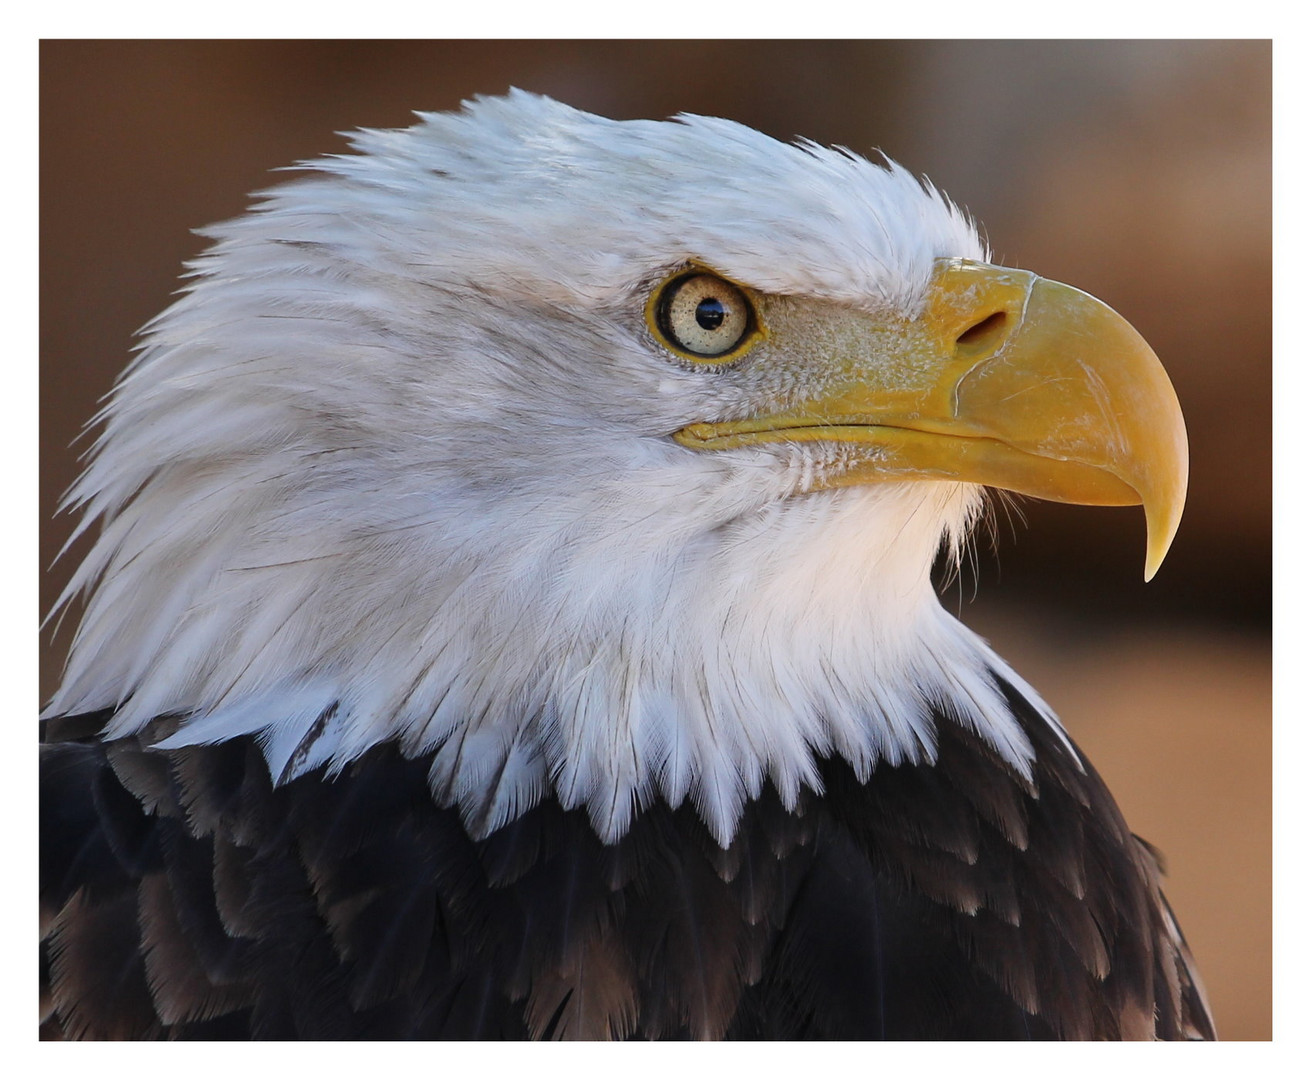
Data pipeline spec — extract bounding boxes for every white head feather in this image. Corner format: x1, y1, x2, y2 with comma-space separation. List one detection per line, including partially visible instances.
48, 91, 1060, 845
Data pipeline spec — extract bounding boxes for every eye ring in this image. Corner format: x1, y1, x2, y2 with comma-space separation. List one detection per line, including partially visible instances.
646, 269, 765, 364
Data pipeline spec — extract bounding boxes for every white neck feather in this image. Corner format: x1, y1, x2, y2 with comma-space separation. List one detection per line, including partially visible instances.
49, 462, 1055, 845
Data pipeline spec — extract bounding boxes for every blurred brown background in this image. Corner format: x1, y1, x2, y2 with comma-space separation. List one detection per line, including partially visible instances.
39, 41, 1271, 1038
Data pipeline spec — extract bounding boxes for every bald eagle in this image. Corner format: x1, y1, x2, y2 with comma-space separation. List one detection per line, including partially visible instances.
40, 92, 1214, 1041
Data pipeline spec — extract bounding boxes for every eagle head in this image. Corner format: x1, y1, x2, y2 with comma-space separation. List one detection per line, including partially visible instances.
48, 92, 1186, 846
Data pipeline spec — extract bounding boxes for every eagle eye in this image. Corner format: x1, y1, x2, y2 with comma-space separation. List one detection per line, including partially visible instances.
648, 271, 763, 363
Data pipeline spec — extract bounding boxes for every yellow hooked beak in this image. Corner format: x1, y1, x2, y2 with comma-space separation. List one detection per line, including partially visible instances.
674, 259, 1187, 580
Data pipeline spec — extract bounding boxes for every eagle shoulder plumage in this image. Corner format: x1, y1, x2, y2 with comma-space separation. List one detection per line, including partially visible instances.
40, 91, 1215, 1040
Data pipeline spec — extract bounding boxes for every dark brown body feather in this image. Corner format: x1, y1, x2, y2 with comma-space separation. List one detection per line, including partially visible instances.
39, 676, 1214, 1040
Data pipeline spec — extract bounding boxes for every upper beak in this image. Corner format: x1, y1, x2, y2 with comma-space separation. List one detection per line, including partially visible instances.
674, 258, 1188, 581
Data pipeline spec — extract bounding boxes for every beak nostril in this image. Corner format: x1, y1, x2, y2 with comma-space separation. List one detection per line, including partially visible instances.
956, 311, 1009, 348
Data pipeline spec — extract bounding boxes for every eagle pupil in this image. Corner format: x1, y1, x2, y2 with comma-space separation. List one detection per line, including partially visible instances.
695, 297, 725, 330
